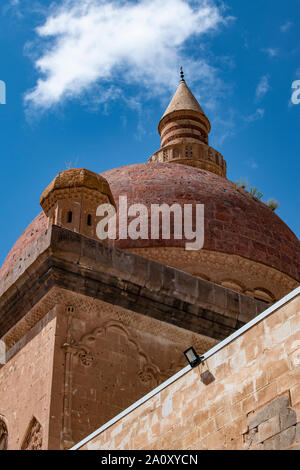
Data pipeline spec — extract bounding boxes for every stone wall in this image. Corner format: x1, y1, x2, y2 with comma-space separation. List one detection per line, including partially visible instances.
0, 225, 266, 344
0, 225, 269, 450
47, 289, 218, 449
78, 291, 300, 450
0, 284, 219, 450
0, 309, 56, 450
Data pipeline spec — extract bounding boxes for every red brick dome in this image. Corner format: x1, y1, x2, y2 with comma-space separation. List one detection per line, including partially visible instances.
1, 163, 299, 287
102, 163, 300, 282
0, 212, 48, 281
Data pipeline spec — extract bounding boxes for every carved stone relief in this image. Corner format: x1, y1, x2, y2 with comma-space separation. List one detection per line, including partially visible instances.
60, 314, 189, 447
128, 247, 298, 301
0, 417, 8, 450
21, 417, 42, 450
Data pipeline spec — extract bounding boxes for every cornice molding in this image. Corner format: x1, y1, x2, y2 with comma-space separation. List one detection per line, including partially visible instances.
0, 225, 266, 343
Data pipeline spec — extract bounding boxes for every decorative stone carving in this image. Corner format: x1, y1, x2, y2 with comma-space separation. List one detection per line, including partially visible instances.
2, 284, 217, 363
76, 321, 161, 384
59, 312, 193, 447
21, 417, 42, 450
148, 142, 226, 177
78, 349, 94, 367
128, 247, 298, 301
253, 288, 275, 303
172, 148, 180, 159
208, 147, 214, 162
221, 279, 245, 294
185, 145, 193, 158
0, 417, 8, 450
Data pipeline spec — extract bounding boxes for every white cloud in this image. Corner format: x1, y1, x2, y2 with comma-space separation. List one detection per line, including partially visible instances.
256, 75, 270, 100
280, 21, 292, 33
2, 0, 22, 16
245, 159, 258, 169
262, 48, 279, 58
24, 0, 225, 110
212, 109, 236, 145
244, 108, 265, 123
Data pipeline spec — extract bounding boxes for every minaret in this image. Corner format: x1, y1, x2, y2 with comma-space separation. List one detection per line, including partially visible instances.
149, 69, 227, 178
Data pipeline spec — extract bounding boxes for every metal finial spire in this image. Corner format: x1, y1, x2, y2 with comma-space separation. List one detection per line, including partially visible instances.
180, 66, 184, 81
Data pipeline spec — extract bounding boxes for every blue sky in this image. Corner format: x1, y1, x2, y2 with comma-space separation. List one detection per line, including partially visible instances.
0, 0, 299, 266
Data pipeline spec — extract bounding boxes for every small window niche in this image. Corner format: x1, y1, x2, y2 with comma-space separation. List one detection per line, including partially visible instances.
87, 214, 92, 226
67, 211, 73, 224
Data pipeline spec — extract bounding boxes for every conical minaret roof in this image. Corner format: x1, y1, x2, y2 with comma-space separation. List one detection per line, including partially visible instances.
149, 70, 226, 179
161, 79, 206, 118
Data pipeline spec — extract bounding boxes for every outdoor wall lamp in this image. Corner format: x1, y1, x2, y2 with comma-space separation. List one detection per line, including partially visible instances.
184, 347, 204, 368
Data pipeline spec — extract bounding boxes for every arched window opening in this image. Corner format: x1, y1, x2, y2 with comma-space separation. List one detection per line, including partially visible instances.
67, 211, 73, 224
87, 214, 92, 226
0, 417, 8, 450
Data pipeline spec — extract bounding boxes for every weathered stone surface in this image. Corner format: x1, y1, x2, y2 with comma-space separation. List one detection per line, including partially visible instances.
296, 422, 300, 441
0, 286, 219, 449
264, 426, 296, 450
0, 225, 266, 341
0, 309, 56, 450
248, 395, 290, 430
77, 291, 300, 451
280, 407, 297, 431
257, 415, 281, 443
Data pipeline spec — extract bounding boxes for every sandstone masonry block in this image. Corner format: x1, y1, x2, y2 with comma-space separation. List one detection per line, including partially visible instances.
258, 415, 280, 443
248, 395, 289, 430
279, 407, 297, 431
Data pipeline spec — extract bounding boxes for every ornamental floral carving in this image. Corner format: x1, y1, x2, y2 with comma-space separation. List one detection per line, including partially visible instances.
77, 321, 161, 384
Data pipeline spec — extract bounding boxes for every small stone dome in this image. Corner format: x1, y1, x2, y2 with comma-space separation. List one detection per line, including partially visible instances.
40, 168, 115, 215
